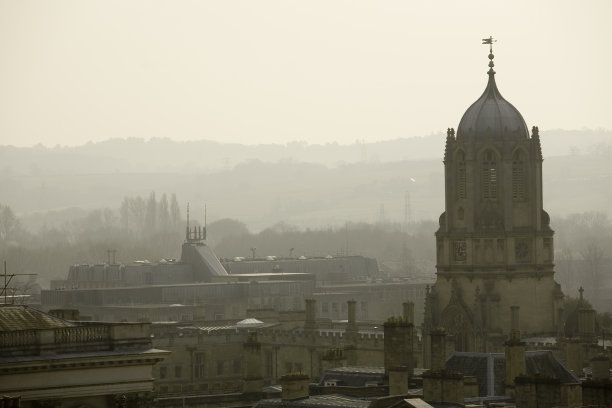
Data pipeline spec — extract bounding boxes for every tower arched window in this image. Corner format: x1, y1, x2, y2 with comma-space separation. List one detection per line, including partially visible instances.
456, 151, 466, 199
512, 150, 526, 201
481, 150, 497, 200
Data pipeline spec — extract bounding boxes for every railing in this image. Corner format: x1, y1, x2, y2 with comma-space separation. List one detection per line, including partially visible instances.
0, 330, 37, 348
0, 326, 111, 354
55, 326, 111, 344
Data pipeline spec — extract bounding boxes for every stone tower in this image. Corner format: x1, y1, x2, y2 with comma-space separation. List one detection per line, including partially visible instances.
423, 40, 564, 360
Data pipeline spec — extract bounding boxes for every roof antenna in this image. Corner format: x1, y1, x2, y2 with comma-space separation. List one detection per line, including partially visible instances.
1, 261, 37, 305
186, 202, 190, 241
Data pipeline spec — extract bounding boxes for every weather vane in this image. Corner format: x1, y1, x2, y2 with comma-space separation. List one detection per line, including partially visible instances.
482, 36, 497, 73
482, 36, 496, 53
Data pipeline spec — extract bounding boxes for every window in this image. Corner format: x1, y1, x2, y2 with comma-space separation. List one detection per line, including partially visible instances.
512, 151, 526, 201
456, 151, 466, 199
266, 351, 273, 377
217, 361, 224, 376
361, 302, 368, 319
175, 365, 182, 378
159, 366, 167, 379
194, 352, 206, 379
481, 150, 498, 200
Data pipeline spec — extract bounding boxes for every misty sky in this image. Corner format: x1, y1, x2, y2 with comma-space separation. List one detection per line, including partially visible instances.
1, 0, 610, 148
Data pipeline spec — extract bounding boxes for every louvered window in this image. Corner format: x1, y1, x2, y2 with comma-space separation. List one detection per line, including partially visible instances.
512, 151, 526, 200
457, 151, 466, 199
482, 150, 497, 200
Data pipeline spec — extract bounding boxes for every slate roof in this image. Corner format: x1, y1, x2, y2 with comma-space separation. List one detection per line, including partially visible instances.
445, 351, 579, 397
0, 305, 74, 331
317, 367, 386, 387
253, 395, 371, 408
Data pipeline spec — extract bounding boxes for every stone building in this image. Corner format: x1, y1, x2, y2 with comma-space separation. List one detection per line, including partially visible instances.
0, 305, 168, 407
42, 222, 427, 324
149, 298, 411, 400
423, 43, 565, 361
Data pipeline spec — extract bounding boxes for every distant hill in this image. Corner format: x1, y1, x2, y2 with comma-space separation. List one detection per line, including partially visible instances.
0, 129, 610, 232
1, 129, 609, 175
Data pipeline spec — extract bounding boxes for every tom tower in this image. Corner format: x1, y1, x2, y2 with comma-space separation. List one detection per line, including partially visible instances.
423, 41, 564, 362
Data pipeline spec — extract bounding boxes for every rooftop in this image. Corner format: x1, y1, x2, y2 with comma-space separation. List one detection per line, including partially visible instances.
254, 394, 372, 408
0, 305, 74, 331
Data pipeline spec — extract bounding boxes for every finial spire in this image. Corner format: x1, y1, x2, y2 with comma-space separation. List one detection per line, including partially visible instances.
482, 36, 497, 74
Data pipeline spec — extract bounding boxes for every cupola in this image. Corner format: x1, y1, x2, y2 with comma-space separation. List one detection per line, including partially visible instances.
456, 39, 529, 140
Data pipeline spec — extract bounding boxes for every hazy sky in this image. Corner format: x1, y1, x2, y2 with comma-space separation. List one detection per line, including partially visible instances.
1, 0, 610, 147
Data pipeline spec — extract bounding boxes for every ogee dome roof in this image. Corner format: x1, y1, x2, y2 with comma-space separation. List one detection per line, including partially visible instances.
457, 52, 529, 140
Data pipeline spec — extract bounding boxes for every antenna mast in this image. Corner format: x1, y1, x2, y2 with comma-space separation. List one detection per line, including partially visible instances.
1, 261, 37, 305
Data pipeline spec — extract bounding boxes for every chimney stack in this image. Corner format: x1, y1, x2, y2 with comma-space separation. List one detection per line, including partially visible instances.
304, 299, 316, 332
384, 317, 415, 376
403, 301, 414, 324
430, 328, 447, 371
243, 331, 263, 394
510, 305, 520, 333
505, 307, 526, 397
346, 300, 358, 342
590, 354, 611, 381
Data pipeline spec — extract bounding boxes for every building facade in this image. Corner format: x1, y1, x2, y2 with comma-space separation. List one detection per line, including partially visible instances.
0, 305, 168, 407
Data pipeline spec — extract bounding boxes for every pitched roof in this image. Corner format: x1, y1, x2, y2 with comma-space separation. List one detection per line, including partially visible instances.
254, 395, 371, 408
0, 305, 74, 331
445, 350, 579, 397
317, 367, 385, 387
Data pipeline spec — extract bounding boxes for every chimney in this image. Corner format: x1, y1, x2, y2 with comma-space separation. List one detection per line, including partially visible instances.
403, 301, 414, 324
578, 308, 596, 341
590, 354, 611, 381
505, 307, 526, 397
384, 317, 415, 376
510, 305, 520, 333
243, 331, 263, 394
347, 299, 356, 327
280, 373, 310, 401
388, 366, 411, 396
346, 300, 358, 342
304, 299, 316, 332
430, 328, 447, 371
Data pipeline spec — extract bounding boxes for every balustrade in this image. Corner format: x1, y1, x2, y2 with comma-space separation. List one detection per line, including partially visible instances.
54, 326, 110, 344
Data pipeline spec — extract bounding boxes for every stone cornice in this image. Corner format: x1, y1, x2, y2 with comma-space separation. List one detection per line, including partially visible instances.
0, 351, 168, 375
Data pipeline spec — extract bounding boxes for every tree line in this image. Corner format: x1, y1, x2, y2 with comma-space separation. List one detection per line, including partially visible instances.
1, 197, 611, 309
